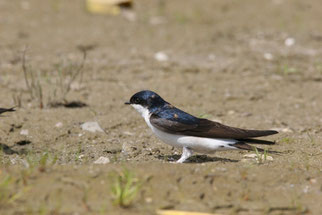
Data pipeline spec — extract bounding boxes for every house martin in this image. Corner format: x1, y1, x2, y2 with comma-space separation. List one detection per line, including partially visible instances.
125, 90, 278, 163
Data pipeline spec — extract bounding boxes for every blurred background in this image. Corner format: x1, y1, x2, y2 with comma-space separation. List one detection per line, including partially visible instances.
1, 0, 322, 109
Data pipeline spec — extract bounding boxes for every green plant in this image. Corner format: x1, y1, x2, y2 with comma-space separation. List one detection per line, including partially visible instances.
282, 65, 299, 75
53, 49, 86, 103
198, 113, 213, 119
20, 47, 87, 108
38, 152, 49, 172
279, 137, 293, 144
253, 147, 268, 164
25, 151, 57, 172
22, 48, 44, 108
109, 168, 143, 208
0, 175, 24, 206
74, 143, 84, 162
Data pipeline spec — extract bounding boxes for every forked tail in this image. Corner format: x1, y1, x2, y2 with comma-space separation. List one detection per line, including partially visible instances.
230, 141, 280, 154
0, 107, 15, 115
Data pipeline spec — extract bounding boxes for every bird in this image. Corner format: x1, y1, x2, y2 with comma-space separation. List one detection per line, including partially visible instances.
0, 107, 15, 116
125, 90, 278, 163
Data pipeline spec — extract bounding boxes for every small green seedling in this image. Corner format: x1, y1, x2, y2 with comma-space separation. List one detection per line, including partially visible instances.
0, 175, 24, 206
253, 147, 268, 164
283, 65, 299, 75
279, 137, 293, 144
109, 168, 143, 208
198, 113, 213, 119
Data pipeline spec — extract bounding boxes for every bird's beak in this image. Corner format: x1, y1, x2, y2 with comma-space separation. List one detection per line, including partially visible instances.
124, 102, 131, 105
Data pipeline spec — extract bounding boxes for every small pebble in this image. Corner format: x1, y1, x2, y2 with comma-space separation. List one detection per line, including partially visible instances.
81, 122, 104, 133
20, 129, 29, 136
154, 52, 169, 62
243, 153, 274, 162
123, 131, 134, 136
263, 53, 273, 60
227, 110, 235, 115
94, 156, 110, 164
285, 37, 295, 47
55, 122, 63, 128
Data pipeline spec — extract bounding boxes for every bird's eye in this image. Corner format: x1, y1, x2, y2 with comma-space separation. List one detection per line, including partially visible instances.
134, 98, 140, 104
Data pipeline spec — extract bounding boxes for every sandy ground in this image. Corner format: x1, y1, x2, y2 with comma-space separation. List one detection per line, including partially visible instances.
0, 0, 322, 214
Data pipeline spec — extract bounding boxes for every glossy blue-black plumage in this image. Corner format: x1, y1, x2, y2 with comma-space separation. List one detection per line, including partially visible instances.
153, 105, 200, 125
128, 90, 199, 125
128, 90, 166, 110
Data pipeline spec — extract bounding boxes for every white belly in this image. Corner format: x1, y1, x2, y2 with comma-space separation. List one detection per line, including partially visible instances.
131, 104, 238, 154
151, 125, 237, 153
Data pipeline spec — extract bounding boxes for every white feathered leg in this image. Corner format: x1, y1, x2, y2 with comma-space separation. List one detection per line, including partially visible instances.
176, 147, 193, 163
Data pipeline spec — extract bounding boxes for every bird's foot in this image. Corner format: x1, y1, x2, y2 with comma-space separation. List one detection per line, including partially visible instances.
176, 147, 193, 163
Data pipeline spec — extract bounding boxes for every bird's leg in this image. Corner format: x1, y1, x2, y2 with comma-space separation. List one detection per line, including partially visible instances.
176, 147, 193, 163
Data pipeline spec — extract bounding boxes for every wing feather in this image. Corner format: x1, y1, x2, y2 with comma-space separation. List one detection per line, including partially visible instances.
0, 107, 15, 115
150, 114, 277, 139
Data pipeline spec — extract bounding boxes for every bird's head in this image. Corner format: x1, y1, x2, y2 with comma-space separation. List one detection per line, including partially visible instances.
125, 90, 167, 117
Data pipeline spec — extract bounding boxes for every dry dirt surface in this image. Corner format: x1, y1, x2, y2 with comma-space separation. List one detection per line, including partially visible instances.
0, 0, 322, 214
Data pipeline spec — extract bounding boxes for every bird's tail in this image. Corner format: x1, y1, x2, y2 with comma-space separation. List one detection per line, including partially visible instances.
0, 107, 15, 115
237, 138, 275, 145
231, 141, 280, 154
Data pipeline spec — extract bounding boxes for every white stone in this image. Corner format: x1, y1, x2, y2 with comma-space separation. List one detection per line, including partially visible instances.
285, 37, 295, 47
281, 127, 293, 133
94, 156, 110, 164
227, 110, 235, 115
55, 122, 63, 128
123, 131, 134, 136
154, 52, 169, 62
81, 122, 104, 133
243, 153, 273, 162
20, 129, 29, 136
263, 53, 273, 60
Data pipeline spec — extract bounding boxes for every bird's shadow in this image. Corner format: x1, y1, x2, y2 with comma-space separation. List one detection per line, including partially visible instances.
157, 154, 239, 163
0, 143, 29, 155
48, 101, 88, 108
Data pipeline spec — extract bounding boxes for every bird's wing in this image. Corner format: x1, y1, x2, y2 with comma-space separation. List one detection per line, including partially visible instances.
190, 119, 278, 138
0, 107, 15, 115
150, 107, 199, 132
150, 112, 277, 139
